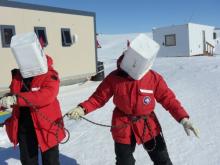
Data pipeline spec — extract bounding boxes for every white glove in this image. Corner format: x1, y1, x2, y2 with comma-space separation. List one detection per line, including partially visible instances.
67, 106, 85, 120
180, 118, 199, 138
0, 95, 17, 109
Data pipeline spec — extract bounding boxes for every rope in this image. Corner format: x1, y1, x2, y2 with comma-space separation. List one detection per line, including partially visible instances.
141, 116, 157, 152
1, 95, 159, 151
80, 114, 157, 151
80, 116, 128, 129
16, 94, 70, 144
0, 94, 70, 144
80, 116, 112, 127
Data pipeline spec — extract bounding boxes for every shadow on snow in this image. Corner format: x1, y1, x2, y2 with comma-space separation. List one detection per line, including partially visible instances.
0, 146, 79, 165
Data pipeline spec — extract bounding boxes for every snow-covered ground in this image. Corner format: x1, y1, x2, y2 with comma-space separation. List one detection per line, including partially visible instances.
1, 33, 220, 165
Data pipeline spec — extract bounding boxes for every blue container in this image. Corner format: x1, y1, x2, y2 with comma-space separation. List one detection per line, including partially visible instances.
0, 113, 11, 123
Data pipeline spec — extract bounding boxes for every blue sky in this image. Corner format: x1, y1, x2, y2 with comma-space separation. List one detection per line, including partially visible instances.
11, 0, 220, 34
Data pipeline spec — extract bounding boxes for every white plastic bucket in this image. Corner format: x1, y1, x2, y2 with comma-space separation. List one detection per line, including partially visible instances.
10, 32, 48, 78
120, 34, 160, 80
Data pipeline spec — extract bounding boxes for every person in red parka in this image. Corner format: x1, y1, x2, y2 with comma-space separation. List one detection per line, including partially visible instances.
0, 32, 65, 165
0, 55, 65, 165
67, 34, 199, 165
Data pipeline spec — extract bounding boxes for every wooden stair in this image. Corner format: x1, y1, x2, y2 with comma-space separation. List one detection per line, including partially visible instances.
204, 42, 214, 56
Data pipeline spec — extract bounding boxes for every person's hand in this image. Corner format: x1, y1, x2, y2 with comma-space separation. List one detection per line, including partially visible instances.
0, 95, 17, 109
66, 106, 85, 120
180, 118, 199, 138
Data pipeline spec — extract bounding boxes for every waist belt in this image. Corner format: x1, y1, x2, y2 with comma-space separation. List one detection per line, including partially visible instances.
128, 115, 148, 122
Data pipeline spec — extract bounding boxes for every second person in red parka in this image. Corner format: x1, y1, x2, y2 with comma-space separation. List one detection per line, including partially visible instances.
67, 34, 199, 165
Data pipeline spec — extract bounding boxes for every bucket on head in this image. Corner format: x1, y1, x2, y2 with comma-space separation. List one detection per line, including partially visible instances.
10, 32, 48, 78
120, 33, 160, 80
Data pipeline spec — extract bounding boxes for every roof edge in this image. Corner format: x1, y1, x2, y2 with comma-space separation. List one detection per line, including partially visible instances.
0, 0, 95, 17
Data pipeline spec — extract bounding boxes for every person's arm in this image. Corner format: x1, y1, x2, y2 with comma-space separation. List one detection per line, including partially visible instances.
154, 73, 199, 137
154, 73, 189, 121
80, 75, 113, 114
67, 74, 114, 119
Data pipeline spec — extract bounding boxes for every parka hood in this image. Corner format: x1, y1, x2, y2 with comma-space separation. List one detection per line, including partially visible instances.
117, 54, 124, 70
46, 55, 54, 70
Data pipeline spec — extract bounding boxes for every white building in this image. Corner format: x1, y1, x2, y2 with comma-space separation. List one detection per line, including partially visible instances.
214, 28, 220, 39
0, 0, 98, 93
153, 23, 215, 57
214, 28, 220, 55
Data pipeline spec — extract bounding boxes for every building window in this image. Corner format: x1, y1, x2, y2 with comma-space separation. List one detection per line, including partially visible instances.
61, 28, 72, 46
1, 25, 15, 48
34, 27, 48, 47
213, 32, 217, 39
165, 34, 176, 46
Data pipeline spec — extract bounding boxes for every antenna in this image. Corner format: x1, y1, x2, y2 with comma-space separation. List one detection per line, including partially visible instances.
188, 10, 194, 23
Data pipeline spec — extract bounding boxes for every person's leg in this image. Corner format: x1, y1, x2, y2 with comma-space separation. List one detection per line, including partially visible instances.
18, 132, 39, 165
114, 134, 136, 165
41, 145, 60, 165
143, 134, 173, 165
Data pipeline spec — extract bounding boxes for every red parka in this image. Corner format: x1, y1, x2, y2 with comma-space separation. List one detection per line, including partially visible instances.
80, 58, 189, 145
5, 56, 65, 152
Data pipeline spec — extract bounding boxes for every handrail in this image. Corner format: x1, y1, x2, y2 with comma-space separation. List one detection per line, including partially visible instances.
206, 41, 214, 48
205, 41, 214, 56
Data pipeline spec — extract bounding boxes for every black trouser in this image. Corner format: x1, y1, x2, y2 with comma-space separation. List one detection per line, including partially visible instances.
18, 109, 60, 165
115, 134, 172, 165
18, 130, 60, 165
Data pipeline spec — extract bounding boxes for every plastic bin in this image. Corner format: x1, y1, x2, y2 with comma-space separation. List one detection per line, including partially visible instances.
120, 34, 160, 80
10, 32, 48, 78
